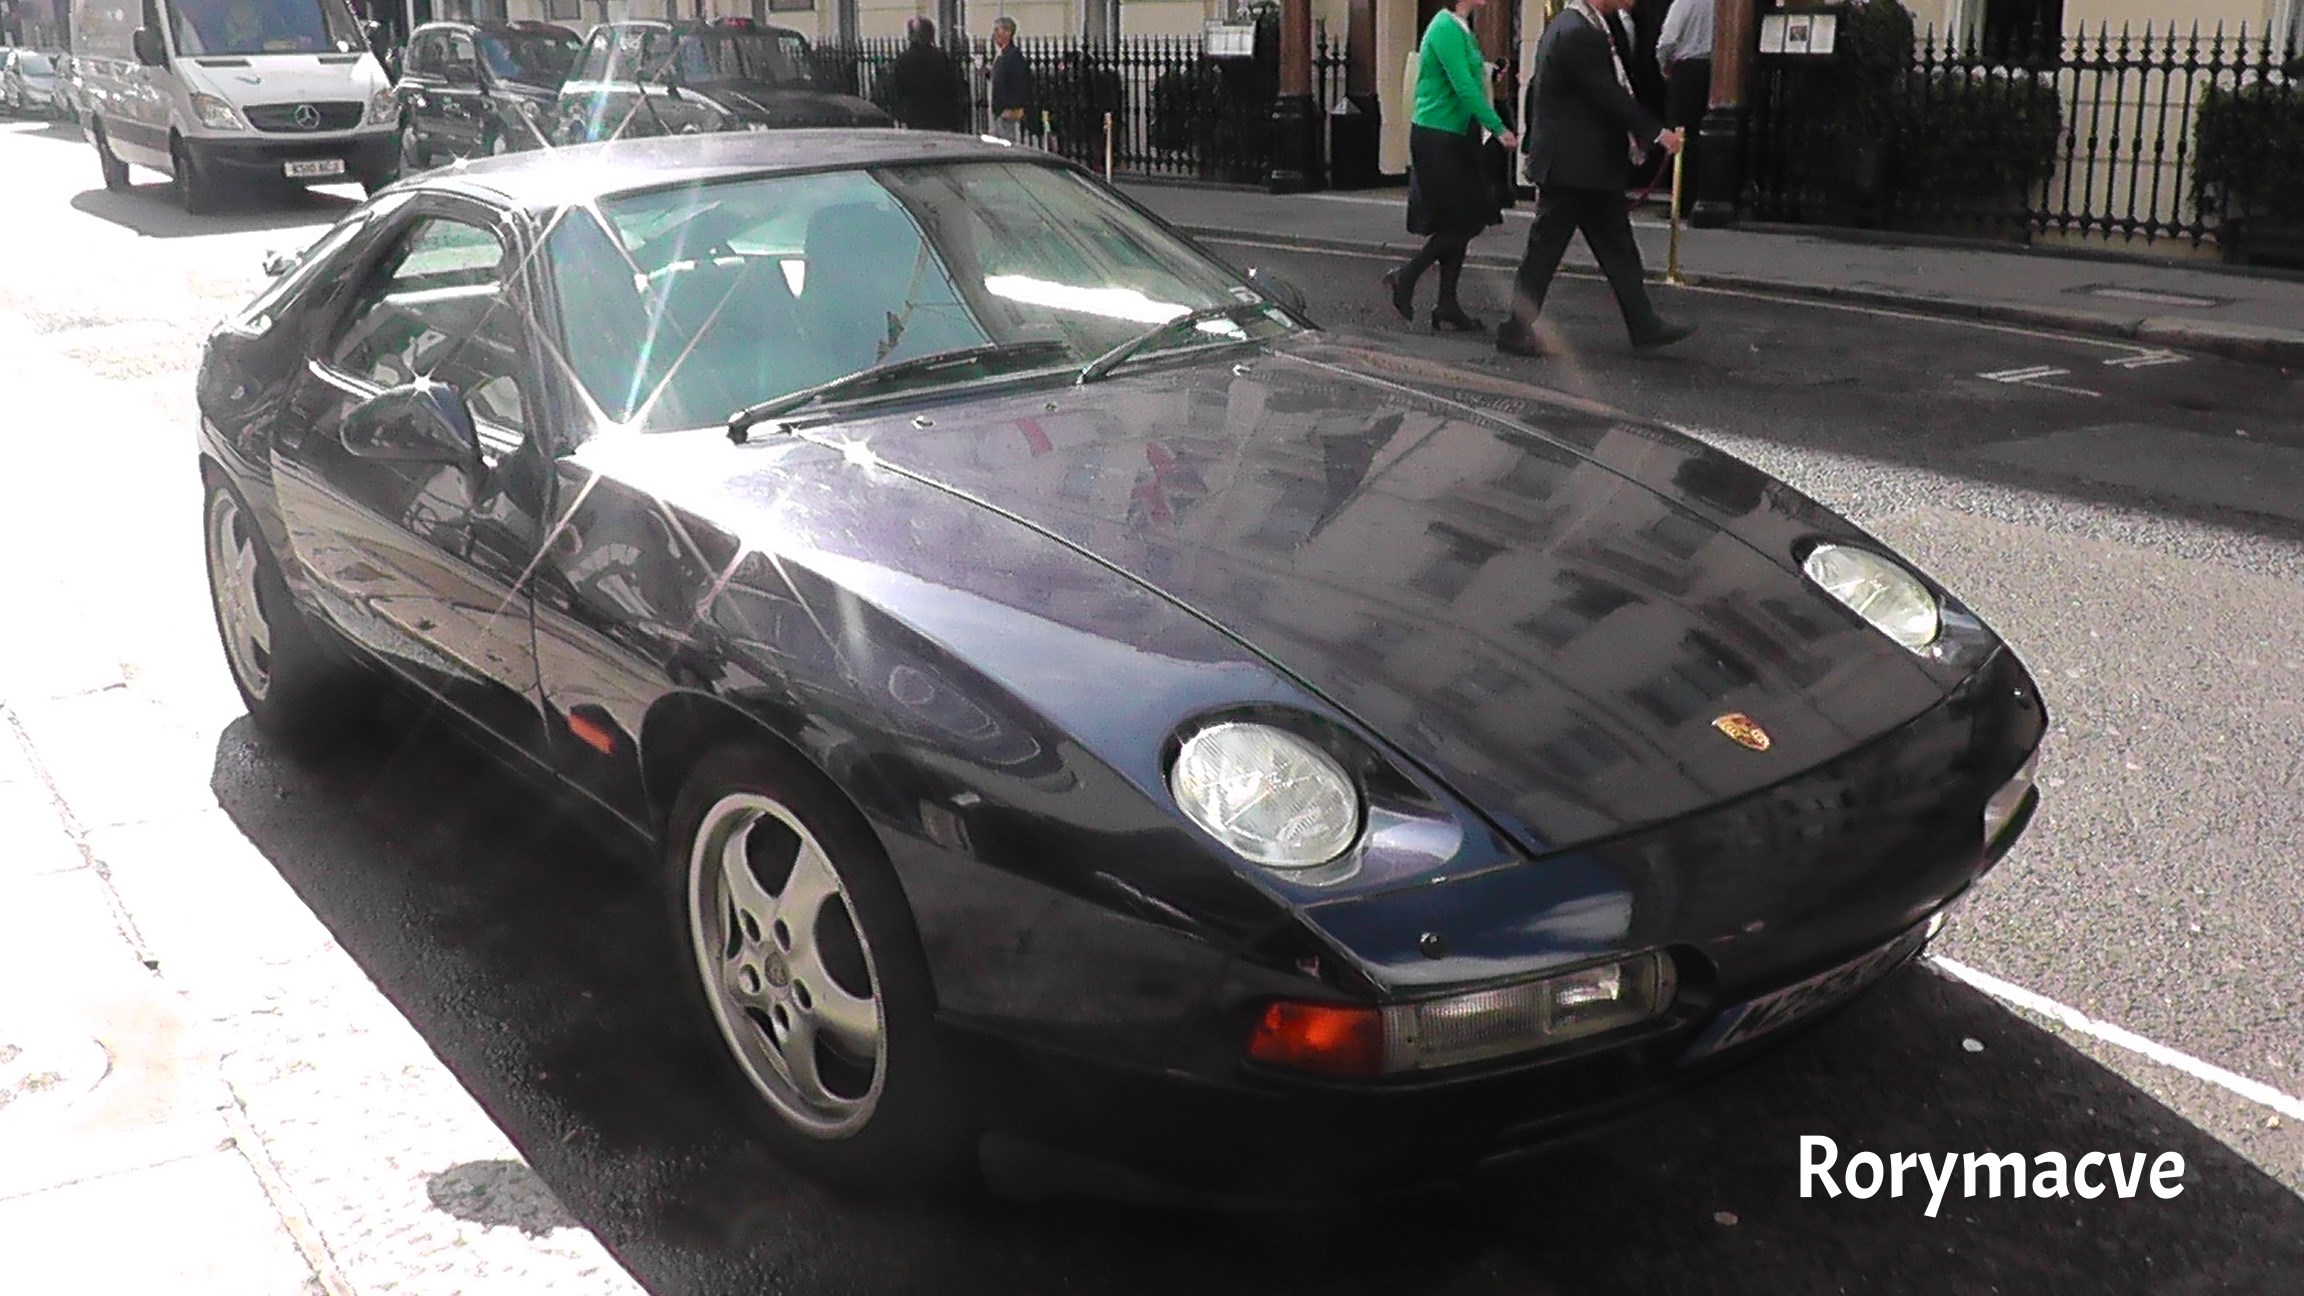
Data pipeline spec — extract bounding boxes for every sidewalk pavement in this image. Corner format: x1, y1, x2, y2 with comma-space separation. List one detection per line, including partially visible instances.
0, 692, 650, 1296
1121, 182, 2304, 368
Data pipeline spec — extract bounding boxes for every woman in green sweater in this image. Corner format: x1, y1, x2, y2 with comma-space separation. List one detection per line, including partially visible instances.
1385, 0, 1518, 332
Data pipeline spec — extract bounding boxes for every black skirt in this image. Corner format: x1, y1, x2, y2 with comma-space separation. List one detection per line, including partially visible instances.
1406, 123, 1502, 238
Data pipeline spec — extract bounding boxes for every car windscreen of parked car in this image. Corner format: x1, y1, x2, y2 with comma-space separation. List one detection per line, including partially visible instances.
481, 29, 578, 87
18, 51, 53, 75
543, 160, 1299, 433
168, 0, 366, 57
657, 30, 797, 85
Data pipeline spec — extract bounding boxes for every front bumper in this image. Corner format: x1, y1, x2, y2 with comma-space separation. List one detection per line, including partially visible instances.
183, 132, 397, 183
954, 649, 2047, 1202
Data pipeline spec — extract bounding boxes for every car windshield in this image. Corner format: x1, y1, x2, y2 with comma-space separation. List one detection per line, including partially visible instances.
543, 160, 1300, 433
654, 31, 794, 85
167, 0, 365, 57
19, 53, 53, 75
480, 30, 577, 86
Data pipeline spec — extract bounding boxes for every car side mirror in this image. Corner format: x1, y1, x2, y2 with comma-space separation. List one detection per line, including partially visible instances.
132, 28, 168, 67
341, 380, 483, 474
1245, 267, 1307, 315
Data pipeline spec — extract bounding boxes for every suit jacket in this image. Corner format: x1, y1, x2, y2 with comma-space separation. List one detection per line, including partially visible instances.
1522, 8, 1665, 192
889, 42, 966, 131
990, 43, 1033, 115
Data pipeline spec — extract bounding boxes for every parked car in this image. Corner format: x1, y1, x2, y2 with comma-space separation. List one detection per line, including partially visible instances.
393, 19, 579, 174
71, 0, 398, 211
1, 48, 61, 117
195, 130, 2045, 1200
551, 17, 886, 146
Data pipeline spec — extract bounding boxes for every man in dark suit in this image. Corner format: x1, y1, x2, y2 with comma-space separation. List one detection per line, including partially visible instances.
1498, 0, 1694, 356
888, 16, 966, 131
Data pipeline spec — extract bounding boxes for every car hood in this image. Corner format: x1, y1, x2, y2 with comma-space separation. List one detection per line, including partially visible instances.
180, 52, 387, 104
789, 333, 1971, 857
698, 84, 890, 127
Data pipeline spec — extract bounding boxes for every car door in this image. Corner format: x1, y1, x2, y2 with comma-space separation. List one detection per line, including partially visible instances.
268, 197, 557, 757
435, 30, 487, 155
399, 33, 446, 154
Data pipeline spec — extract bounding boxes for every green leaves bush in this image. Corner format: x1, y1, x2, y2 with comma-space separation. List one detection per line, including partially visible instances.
1893, 69, 2064, 218
2192, 80, 2304, 223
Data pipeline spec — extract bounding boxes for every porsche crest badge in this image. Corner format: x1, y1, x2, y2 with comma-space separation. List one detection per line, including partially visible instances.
1712, 713, 1772, 752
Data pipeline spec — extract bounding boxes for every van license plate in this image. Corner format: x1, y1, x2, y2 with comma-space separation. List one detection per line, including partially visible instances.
283, 159, 345, 178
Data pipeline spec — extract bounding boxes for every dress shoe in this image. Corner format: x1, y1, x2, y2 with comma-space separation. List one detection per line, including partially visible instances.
1494, 326, 1544, 357
1631, 321, 1698, 350
1430, 306, 1486, 334
1381, 268, 1415, 321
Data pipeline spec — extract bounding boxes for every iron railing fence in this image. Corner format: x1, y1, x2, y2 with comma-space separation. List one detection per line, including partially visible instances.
1747, 21, 2304, 255
810, 32, 1289, 185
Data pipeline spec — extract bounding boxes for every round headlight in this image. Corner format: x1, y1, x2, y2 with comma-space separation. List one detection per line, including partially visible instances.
1802, 543, 1941, 651
1169, 722, 1360, 870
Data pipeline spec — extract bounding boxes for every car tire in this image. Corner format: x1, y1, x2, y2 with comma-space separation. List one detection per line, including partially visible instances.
171, 135, 216, 214
664, 740, 971, 1191
201, 478, 369, 741
93, 122, 129, 191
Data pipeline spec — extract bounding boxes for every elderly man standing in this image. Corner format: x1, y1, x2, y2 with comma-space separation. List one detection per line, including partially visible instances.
1497, 0, 1695, 357
988, 17, 1034, 145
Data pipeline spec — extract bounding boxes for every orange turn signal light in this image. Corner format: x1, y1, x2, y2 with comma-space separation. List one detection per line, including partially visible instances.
1246, 1001, 1384, 1079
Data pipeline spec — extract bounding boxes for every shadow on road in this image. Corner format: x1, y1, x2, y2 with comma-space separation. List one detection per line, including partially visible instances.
67, 181, 356, 239
211, 706, 2304, 1295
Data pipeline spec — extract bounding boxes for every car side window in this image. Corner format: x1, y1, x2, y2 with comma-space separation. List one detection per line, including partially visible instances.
443, 32, 478, 78
604, 27, 657, 83
406, 32, 438, 77
325, 215, 532, 434
572, 29, 612, 82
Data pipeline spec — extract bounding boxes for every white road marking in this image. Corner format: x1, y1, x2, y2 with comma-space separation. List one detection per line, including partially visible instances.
1930, 955, 2304, 1122
2104, 348, 2190, 369
1977, 365, 2103, 397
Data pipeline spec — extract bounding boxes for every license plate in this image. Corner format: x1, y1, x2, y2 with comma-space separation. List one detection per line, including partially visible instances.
283, 158, 345, 178
1680, 924, 1928, 1065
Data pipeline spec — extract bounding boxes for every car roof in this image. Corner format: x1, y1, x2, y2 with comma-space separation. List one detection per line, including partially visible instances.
411, 20, 576, 37
418, 129, 1045, 213
598, 19, 807, 36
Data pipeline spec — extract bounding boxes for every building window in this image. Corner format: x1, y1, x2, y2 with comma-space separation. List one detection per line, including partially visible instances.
1410, 523, 1505, 603
546, 0, 583, 20
1970, 0, 2062, 60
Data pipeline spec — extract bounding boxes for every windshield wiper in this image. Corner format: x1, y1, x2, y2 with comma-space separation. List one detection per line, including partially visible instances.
727, 340, 1075, 442
1076, 301, 1270, 385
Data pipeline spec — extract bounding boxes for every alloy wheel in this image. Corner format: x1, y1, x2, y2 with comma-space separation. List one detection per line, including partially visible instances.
204, 489, 273, 702
686, 792, 886, 1138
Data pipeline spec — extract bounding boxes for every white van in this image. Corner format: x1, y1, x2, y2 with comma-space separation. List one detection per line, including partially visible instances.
71, 0, 397, 212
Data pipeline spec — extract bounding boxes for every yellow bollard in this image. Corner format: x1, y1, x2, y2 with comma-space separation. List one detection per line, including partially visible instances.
1668, 147, 1686, 286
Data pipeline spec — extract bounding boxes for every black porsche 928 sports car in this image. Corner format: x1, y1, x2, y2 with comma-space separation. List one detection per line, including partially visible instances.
195, 129, 2046, 1201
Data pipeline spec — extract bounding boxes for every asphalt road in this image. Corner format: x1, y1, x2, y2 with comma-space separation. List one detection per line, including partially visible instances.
4, 118, 2302, 1295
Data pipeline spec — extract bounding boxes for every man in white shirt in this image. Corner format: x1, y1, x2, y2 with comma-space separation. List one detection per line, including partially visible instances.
1655, 0, 1714, 171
